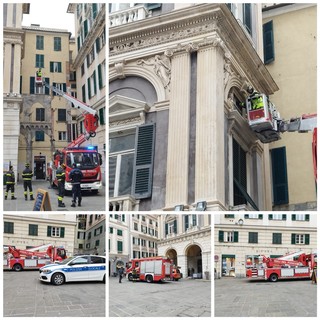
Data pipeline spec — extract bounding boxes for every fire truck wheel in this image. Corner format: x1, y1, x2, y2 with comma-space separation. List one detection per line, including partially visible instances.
128, 273, 133, 281
269, 273, 278, 282
51, 272, 65, 285
146, 275, 153, 283
13, 264, 22, 272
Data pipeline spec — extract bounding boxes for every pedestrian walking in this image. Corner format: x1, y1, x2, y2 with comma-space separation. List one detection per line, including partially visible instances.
22, 163, 34, 201
118, 266, 124, 283
56, 163, 66, 207
5, 166, 17, 200
69, 163, 83, 207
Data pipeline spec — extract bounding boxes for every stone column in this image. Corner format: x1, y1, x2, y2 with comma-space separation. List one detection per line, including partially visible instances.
3, 42, 11, 93
195, 42, 225, 209
13, 42, 22, 93
165, 50, 191, 208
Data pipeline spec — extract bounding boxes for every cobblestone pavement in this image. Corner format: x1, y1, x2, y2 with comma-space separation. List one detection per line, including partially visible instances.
215, 277, 317, 317
109, 276, 211, 317
3, 180, 105, 211
4, 270, 106, 317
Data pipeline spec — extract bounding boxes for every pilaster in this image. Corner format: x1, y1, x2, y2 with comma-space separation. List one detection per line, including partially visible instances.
195, 43, 225, 206
165, 50, 191, 208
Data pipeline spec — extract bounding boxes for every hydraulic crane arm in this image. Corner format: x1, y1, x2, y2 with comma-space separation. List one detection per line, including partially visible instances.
279, 113, 317, 133
44, 83, 96, 115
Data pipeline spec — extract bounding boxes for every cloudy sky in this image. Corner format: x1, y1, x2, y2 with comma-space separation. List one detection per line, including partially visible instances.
22, 1, 75, 36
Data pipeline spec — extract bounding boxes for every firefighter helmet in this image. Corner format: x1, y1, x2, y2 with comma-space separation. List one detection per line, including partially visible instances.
25, 163, 30, 167
61, 163, 66, 168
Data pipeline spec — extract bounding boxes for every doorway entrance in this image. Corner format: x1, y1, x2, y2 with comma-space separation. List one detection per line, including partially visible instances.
186, 244, 202, 278
34, 155, 46, 179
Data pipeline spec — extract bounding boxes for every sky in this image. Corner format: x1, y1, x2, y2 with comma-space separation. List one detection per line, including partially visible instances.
22, 1, 75, 36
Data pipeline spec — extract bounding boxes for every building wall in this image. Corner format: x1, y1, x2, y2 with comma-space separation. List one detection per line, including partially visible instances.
3, 214, 77, 256
214, 213, 317, 278
3, 4, 28, 173
109, 3, 278, 211
70, 3, 106, 183
263, 4, 317, 210
19, 26, 72, 178
84, 214, 106, 255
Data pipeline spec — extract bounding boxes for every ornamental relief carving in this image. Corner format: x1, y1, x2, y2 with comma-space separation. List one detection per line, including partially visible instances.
137, 51, 173, 91
109, 116, 142, 128
110, 15, 221, 56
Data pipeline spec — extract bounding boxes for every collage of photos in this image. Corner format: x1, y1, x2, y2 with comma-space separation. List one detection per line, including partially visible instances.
2, 2, 318, 319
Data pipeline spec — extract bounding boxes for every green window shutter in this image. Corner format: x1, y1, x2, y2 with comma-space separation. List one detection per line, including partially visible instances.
271, 147, 289, 205
173, 220, 177, 233
77, 36, 81, 51
282, 214, 287, 221
44, 78, 50, 95
233, 139, 247, 205
98, 64, 103, 89
234, 231, 239, 243
50, 62, 54, 72
165, 223, 168, 235
292, 214, 296, 221
30, 77, 35, 94
132, 124, 155, 199
145, 4, 161, 10
263, 20, 275, 64
291, 234, 296, 245
84, 20, 88, 38
87, 78, 91, 99
244, 214, 249, 219
58, 62, 62, 73
110, 227, 113, 234
96, 38, 100, 53
60, 227, 65, 238
305, 214, 310, 221
185, 215, 189, 230
47, 226, 52, 237
268, 214, 273, 220
93, 70, 97, 95
92, 4, 98, 19
99, 108, 105, 125
305, 234, 310, 245
258, 214, 263, 220
82, 84, 86, 103
219, 231, 224, 242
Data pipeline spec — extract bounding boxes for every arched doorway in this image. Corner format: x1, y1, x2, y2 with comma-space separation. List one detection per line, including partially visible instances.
186, 244, 202, 278
166, 248, 178, 266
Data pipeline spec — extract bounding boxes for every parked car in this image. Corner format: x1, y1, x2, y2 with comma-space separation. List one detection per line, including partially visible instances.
39, 255, 106, 285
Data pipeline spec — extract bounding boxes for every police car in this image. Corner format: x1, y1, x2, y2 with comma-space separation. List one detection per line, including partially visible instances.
39, 255, 106, 285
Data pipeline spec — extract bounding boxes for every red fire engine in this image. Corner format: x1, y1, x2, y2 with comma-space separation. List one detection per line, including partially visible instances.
126, 257, 174, 283
36, 77, 103, 192
4, 244, 67, 271
246, 250, 317, 282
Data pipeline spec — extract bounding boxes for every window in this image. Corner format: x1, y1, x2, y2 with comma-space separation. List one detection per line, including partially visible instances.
82, 84, 86, 103
117, 241, 123, 253
219, 230, 239, 243
81, 63, 85, 76
243, 4, 252, 35
36, 108, 45, 121
268, 214, 286, 220
272, 233, 282, 244
47, 226, 65, 238
225, 214, 235, 219
95, 240, 100, 246
72, 256, 89, 265
88, 232, 91, 240
109, 134, 136, 197
35, 54, 44, 68
263, 20, 275, 64
35, 131, 45, 141
58, 131, 67, 141
165, 220, 177, 235
292, 234, 310, 245
248, 232, 258, 244
233, 138, 247, 205
109, 227, 113, 234
94, 225, 103, 236
91, 256, 105, 264
117, 229, 123, 236
271, 147, 289, 205
244, 214, 263, 219
4, 222, 14, 234
50, 62, 62, 73
87, 47, 95, 67
292, 214, 309, 221
27, 224, 38, 236
54, 37, 61, 51
36, 35, 44, 50
134, 223, 138, 231
77, 232, 85, 240
98, 61, 105, 89
57, 109, 67, 122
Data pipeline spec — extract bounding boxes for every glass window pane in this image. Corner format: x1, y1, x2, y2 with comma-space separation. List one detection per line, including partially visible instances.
118, 153, 134, 196
109, 134, 136, 153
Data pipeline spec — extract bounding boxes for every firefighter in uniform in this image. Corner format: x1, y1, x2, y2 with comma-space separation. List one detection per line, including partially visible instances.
56, 163, 66, 207
69, 163, 83, 207
5, 166, 17, 200
22, 163, 34, 201
36, 68, 42, 77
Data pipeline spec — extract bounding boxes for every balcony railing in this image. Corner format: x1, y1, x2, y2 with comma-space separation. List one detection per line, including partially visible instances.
109, 5, 149, 27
